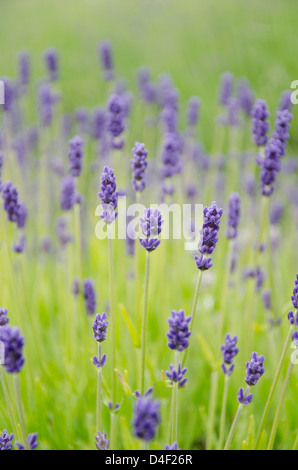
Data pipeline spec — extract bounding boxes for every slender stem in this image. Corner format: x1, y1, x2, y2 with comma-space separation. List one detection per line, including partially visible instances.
96, 343, 102, 432
108, 226, 116, 449
140, 251, 151, 395
74, 202, 82, 280
14, 375, 27, 449
267, 358, 295, 450
224, 386, 250, 450
218, 241, 233, 344
206, 369, 219, 450
218, 374, 230, 450
0, 368, 20, 440
255, 325, 294, 448
171, 351, 179, 445
182, 270, 203, 368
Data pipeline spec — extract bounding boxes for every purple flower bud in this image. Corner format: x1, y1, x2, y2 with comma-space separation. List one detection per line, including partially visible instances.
56, 217, 72, 247
221, 334, 239, 375
0, 327, 25, 374
262, 289, 272, 310
293, 331, 298, 346
0, 307, 9, 326
13, 235, 26, 254
186, 96, 200, 127
0, 430, 14, 450
278, 90, 292, 112
95, 431, 109, 450
291, 274, 298, 309
131, 142, 148, 192
165, 363, 187, 388
139, 208, 164, 252
167, 310, 191, 352
238, 79, 254, 116
218, 72, 234, 106
165, 442, 180, 450
245, 352, 265, 386
18, 51, 30, 87
92, 312, 108, 342
1, 181, 19, 222
237, 387, 253, 405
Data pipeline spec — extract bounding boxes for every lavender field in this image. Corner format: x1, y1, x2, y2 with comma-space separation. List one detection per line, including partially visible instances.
0, 0, 298, 452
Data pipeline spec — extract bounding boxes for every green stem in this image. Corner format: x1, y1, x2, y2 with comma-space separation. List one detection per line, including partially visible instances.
182, 270, 203, 368
171, 351, 179, 445
255, 325, 294, 448
267, 357, 295, 450
206, 369, 219, 450
218, 374, 230, 450
14, 375, 27, 449
218, 241, 233, 344
140, 251, 151, 395
224, 386, 250, 450
108, 227, 116, 449
96, 343, 102, 432
0, 368, 20, 440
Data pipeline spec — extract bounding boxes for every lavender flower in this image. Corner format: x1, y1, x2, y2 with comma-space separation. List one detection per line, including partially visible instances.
0, 430, 14, 450
186, 96, 200, 127
0, 308, 9, 327
131, 142, 148, 192
165, 442, 180, 450
251, 99, 270, 147
0, 327, 25, 374
16, 433, 38, 451
93, 354, 107, 369
106, 94, 126, 149
237, 388, 253, 406
161, 133, 182, 179
99, 41, 114, 81
1, 181, 19, 222
278, 90, 292, 112
238, 79, 254, 116
272, 109, 293, 158
221, 334, 239, 376
288, 310, 298, 326
167, 310, 191, 352
290, 274, 298, 309
262, 289, 272, 310
93, 312, 108, 342
139, 208, 164, 252
259, 139, 282, 197
95, 431, 109, 450
255, 265, 265, 292
218, 72, 234, 106
98, 166, 118, 224
90, 107, 105, 140
245, 352, 265, 386
270, 202, 284, 225
60, 176, 75, 211
293, 331, 298, 345
68, 135, 84, 177
226, 193, 241, 239
44, 48, 59, 81
165, 363, 187, 388
132, 393, 161, 442
199, 202, 223, 255
15, 202, 28, 229
83, 280, 96, 316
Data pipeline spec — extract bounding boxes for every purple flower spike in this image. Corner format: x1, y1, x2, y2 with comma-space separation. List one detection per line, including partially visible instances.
99, 41, 114, 81
0, 430, 14, 450
44, 48, 59, 81
226, 193, 241, 239
0, 327, 25, 374
237, 388, 253, 406
0, 308, 9, 326
68, 135, 84, 177
165, 442, 180, 450
83, 280, 97, 316
245, 352, 265, 386
288, 310, 298, 327
167, 310, 191, 352
1, 181, 19, 222
139, 208, 163, 252
92, 313, 108, 342
98, 166, 118, 224
272, 109, 293, 158
278, 90, 292, 112
60, 176, 75, 211
221, 334, 239, 375
131, 142, 148, 192
93, 354, 107, 368
106, 94, 126, 148
251, 99, 270, 147
199, 201, 223, 255
132, 393, 161, 442
238, 79, 254, 116
291, 274, 298, 309
165, 363, 187, 388
95, 431, 109, 450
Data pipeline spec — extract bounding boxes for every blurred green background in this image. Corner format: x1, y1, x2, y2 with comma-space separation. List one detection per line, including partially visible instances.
1, 0, 297, 148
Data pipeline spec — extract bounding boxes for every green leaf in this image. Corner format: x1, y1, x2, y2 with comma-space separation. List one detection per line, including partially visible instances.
119, 304, 140, 348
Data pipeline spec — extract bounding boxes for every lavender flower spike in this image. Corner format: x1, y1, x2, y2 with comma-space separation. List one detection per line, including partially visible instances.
44, 48, 59, 81
1, 181, 19, 222
132, 393, 161, 442
0, 327, 25, 374
0, 430, 14, 450
167, 310, 191, 352
139, 208, 164, 252
272, 109, 293, 158
98, 166, 118, 224
83, 279, 97, 316
95, 432, 109, 450
221, 334, 239, 376
60, 176, 75, 211
290, 273, 298, 309
131, 142, 148, 192
251, 99, 270, 147
99, 41, 114, 81
245, 352, 265, 386
195, 201, 223, 272
68, 135, 84, 177
226, 193, 241, 240
93, 313, 108, 342
165, 363, 187, 388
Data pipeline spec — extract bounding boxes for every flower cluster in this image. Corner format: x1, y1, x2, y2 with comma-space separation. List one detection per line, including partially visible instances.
290, 273, 298, 309
83, 279, 97, 316
221, 334, 239, 376
0, 307, 9, 327
272, 109, 293, 158
167, 309, 191, 352
98, 166, 118, 224
106, 94, 126, 149
226, 193, 241, 239
195, 201, 223, 271
1, 182, 27, 229
99, 41, 114, 81
0, 430, 14, 450
251, 99, 270, 147
68, 135, 84, 177
92, 313, 108, 343
245, 352, 265, 386
165, 363, 187, 388
131, 142, 148, 192
95, 431, 109, 450
132, 392, 161, 442
0, 327, 25, 374
139, 208, 163, 252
